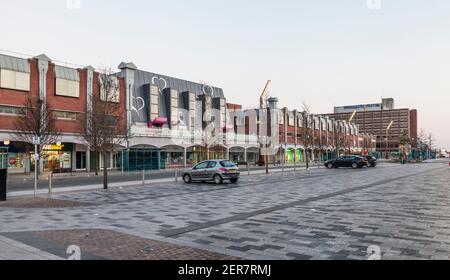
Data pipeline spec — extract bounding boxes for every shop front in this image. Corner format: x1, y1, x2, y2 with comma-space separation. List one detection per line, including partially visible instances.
229, 147, 245, 163
120, 147, 165, 171
246, 148, 260, 165
0, 142, 30, 174
284, 148, 303, 163
161, 146, 185, 169
33, 143, 74, 173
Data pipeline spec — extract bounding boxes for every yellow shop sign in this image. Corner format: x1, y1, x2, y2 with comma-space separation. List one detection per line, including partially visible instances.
43, 144, 65, 151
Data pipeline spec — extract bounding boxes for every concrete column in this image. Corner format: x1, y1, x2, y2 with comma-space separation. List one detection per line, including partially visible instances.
72, 145, 77, 172
157, 150, 161, 170
226, 147, 230, 160
24, 154, 30, 173
110, 152, 114, 169
86, 150, 91, 173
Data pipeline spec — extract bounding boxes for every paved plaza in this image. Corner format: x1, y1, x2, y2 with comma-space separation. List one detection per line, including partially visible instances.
1, 161, 449, 260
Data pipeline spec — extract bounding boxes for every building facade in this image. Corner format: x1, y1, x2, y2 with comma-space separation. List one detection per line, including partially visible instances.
322, 98, 418, 158
0, 51, 377, 174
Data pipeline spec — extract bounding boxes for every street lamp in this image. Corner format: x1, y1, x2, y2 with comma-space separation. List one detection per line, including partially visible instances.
386, 121, 394, 159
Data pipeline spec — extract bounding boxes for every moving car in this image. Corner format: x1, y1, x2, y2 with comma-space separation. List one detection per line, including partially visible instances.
364, 156, 377, 167
183, 160, 240, 184
325, 156, 368, 169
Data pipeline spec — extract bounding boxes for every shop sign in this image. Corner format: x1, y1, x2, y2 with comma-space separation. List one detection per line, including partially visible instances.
43, 144, 65, 151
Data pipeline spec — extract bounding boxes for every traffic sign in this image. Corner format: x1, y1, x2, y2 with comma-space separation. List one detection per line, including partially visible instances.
32, 137, 41, 145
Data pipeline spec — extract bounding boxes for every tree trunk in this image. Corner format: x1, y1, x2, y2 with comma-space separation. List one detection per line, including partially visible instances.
95, 151, 99, 176
305, 150, 309, 170
103, 151, 108, 190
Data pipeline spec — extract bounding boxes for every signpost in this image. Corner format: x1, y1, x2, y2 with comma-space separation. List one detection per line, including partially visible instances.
32, 136, 41, 197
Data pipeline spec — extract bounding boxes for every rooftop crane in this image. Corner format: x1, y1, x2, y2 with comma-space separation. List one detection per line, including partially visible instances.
259, 80, 271, 109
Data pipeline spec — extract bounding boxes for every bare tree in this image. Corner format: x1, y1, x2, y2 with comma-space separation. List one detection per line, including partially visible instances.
79, 69, 127, 189
417, 129, 428, 160
301, 101, 314, 169
13, 95, 61, 178
333, 121, 344, 158
428, 132, 437, 160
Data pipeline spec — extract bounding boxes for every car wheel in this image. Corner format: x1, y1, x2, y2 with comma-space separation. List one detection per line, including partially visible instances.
327, 163, 333, 169
213, 174, 223, 185
183, 174, 192, 184
371, 164, 376, 168
352, 163, 358, 169
230, 178, 239, 184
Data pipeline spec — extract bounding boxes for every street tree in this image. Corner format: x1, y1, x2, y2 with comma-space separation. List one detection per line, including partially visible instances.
78, 69, 127, 190
13, 95, 61, 178
301, 101, 314, 169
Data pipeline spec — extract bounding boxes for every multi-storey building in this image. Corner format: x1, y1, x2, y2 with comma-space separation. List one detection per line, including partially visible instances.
0, 51, 377, 174
0, 53, 127, 174
227, 98, 377, 165
321, 98, 418, 158
0, 52, 261, 173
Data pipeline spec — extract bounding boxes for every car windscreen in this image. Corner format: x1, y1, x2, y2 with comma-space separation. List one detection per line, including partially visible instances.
220, 161, 236, 168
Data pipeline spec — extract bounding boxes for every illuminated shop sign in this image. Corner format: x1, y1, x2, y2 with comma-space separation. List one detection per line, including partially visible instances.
43, 144, 65, 151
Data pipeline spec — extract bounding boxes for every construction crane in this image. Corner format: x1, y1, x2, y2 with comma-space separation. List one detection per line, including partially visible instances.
259, 80, 271, 109
349, 109, 357, 122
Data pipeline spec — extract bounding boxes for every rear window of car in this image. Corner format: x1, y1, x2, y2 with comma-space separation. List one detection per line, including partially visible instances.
220, 161, 236, 168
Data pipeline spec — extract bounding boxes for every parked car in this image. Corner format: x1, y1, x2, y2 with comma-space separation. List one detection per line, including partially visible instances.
364, 156, 377, 167
183, 160, 240, 184
325, 156, 368, 169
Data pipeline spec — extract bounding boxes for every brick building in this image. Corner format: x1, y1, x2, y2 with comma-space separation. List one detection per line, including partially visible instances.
0, 51, 377, 174
321, 98, 418, 158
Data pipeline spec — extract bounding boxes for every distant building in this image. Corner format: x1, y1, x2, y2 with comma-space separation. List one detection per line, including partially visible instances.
334, 98, 394, 113
322, 98, 418, 158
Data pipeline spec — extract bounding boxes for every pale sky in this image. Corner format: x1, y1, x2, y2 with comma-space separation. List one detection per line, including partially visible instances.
1, 0, 449, 148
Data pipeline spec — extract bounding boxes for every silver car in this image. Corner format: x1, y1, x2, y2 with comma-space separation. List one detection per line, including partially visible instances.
183, 160, 240, 184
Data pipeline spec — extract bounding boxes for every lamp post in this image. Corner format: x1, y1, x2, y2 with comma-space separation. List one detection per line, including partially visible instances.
385, 121, 394, 160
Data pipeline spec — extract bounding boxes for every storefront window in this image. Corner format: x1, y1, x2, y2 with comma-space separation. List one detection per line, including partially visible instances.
33, 143, 74, 173
76, 152, 86, 170
165, 152, 184, 168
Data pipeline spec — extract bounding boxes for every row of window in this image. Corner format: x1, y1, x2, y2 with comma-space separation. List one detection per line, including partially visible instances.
0, 105, 77, 121
0, 69, 120, 102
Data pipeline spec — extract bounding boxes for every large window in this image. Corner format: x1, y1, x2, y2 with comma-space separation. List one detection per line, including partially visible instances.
56, 78, 80, 98
170, 90, 178, 128
0, 105, 26, 116
54, 110, 77, 120
0, 69, 30, 91
288, 113, 294, 126
149, 85, 159, 121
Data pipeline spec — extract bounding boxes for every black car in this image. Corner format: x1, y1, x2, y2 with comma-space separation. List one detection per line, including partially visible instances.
325, 156, 368, 169
364, 156, 377, 167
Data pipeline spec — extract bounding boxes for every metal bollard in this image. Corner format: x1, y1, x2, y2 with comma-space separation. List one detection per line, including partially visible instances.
48, 173, 53, 197
175, 169, 178, 182
247, 163, 250, 176
142, 169, 145, 185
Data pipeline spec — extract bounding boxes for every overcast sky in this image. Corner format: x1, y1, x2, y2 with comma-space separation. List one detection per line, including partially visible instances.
1, 0, 449, 148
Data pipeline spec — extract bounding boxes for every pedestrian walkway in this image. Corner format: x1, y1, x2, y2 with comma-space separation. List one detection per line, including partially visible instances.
0, 235, 62, 260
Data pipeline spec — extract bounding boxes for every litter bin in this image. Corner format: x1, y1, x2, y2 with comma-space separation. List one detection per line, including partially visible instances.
0, 169, 6, 201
